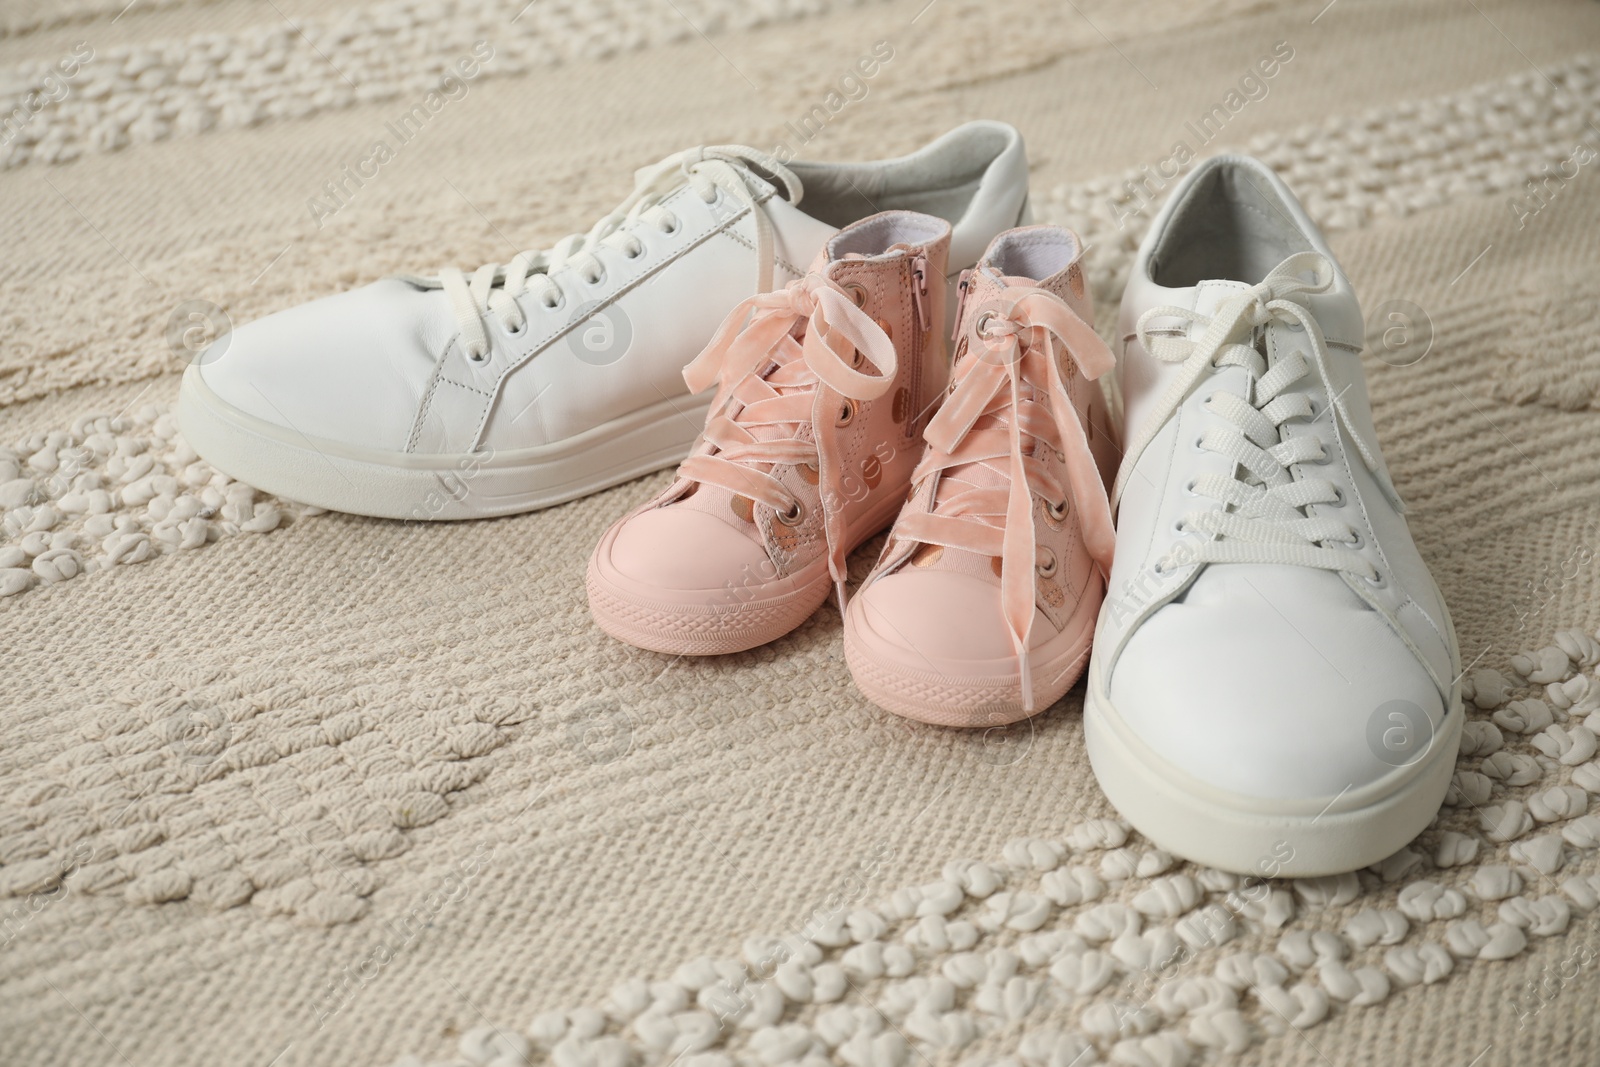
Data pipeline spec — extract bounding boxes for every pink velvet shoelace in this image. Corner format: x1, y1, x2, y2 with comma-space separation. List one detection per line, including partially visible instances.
894, 287, 1116, 710
678, 272, 899, 610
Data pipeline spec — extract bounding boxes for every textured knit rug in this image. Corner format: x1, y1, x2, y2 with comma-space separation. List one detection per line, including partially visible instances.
5, 1, 1600, 1065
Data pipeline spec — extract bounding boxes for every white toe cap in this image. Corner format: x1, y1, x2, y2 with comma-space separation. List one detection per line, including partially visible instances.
198, 280, 447, 453
1107, 564, 1447, 800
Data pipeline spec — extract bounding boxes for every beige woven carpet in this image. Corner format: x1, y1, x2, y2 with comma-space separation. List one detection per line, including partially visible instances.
5, 0, 1600, 1064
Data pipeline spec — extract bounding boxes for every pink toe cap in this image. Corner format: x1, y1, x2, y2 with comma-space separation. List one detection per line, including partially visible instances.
607, 506, 771, 593
853, 570, 1054, 662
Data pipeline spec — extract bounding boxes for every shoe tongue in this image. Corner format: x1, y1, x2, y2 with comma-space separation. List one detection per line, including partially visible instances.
948, 266, 1050, 374
742, 159, 803, 204
1119, 275, 1258, 450
1128, 272, 1256, 340
654, 144, 802, 204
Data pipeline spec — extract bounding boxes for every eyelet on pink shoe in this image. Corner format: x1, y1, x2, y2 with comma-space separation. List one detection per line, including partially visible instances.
844, 226, 1120, 725
588, 211, 953, 656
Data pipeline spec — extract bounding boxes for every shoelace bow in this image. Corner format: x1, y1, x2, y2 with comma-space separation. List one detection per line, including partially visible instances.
1114, 251, 1384, 584
421, 146, 800, 361
678, 273, 899, 611
896, 286, 1115, 711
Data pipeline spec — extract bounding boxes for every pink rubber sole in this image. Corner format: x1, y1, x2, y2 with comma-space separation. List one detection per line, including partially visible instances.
843, 600, 1096, 727
586, 553, 830, 655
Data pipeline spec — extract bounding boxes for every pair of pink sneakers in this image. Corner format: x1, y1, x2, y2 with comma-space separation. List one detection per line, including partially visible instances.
586, 212, 1120, 727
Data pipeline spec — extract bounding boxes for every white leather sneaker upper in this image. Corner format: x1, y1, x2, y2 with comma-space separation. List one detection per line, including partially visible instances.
1094, 155, 1459, 801
192, 124, 1029, 462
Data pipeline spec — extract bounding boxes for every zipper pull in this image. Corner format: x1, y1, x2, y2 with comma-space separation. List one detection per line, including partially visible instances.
950, 270, 970, 341
911, 255, 931, 334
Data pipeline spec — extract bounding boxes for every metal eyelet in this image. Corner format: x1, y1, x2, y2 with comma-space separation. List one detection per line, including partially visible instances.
836, 399, 856, 427
1045, 498, 1069, 522
776, 500, 805, 527
974, 310, 997, 336
841, 281, 868, 308
1036, 549, 1057, 579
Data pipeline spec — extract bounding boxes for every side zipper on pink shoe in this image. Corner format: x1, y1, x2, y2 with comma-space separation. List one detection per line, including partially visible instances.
907, 254, 932, 436
951, 270, 971, 343
911, 254, 931, 334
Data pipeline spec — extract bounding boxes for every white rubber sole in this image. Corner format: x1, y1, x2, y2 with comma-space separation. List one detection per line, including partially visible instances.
177, 365, 711, 519
1083, 668, 1463, 877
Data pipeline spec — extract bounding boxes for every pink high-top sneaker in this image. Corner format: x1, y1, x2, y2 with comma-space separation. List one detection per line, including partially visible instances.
587, 212, 950, 655
844, 227, 1119, 726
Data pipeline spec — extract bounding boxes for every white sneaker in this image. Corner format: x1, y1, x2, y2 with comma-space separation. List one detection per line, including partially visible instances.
1087, 156, 1462, 877
177, 123, 1030, 519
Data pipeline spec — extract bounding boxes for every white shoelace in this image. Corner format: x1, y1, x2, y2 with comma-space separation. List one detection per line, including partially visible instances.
414, 146, 800, 362
1114, 252, 1382, 582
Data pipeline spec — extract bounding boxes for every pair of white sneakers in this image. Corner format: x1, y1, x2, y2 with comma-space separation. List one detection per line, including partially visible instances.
178, 127, 1460, 877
